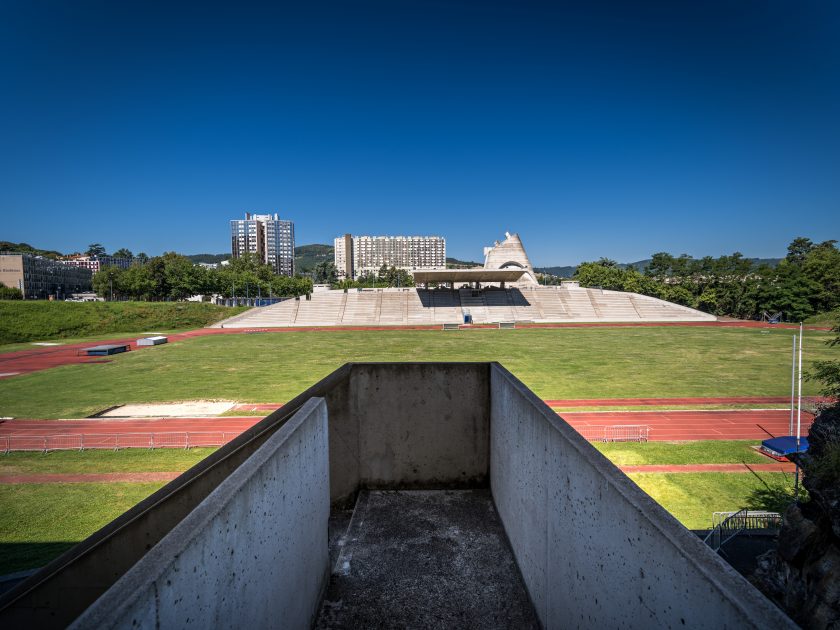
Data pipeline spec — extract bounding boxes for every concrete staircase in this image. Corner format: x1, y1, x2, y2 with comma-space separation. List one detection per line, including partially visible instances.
214, 286, 716, 328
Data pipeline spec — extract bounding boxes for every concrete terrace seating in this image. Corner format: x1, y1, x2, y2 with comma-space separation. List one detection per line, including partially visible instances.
293, 291, 346, 326
214, 286, 716, 328
459, 288, 488, 322
588, 289, 642, 321
431, 290, 464, 324
483, 288, 516, 322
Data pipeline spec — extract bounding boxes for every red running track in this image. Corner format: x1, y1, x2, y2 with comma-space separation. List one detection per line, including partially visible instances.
0, 320, 830, 378
0, 417, 261, 436
0, 409, 812, 444
557, 409, 813, 441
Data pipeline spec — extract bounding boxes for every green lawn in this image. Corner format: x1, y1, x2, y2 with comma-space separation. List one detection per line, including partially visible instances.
0, 301, 249, 345
0, 326, 833, 418
0, 482, 166, 573
593, 440, 769, 466
0, 449, 217, 476
627, 472, 795, 529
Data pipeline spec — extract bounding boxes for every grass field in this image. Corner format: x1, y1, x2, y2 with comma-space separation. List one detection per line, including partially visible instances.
593, 440, 770, 466
0, 301, 249, 345
628, 472, 795, 529
0, 482, 166, 574
0, 449, 218, 475
0, 326, 834, 418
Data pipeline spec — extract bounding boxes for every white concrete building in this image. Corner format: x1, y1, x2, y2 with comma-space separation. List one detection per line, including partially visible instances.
333, 234, 445, 280
231, 213, 295, 276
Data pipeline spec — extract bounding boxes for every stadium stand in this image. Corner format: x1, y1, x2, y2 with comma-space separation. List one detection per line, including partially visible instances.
214, 285, 716, 328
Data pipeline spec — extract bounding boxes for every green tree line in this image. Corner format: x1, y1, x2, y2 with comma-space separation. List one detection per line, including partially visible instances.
92, 253, 312, 301
572, 237, 839, 321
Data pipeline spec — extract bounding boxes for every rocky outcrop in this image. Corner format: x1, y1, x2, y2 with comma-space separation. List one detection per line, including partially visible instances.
752, 405, 840, 628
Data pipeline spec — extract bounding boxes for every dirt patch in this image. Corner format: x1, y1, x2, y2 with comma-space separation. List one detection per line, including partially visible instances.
100, 401, 236, 417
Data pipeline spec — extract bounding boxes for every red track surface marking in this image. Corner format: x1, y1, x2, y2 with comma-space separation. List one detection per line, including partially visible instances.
0, 320, 829, 378
619, 463, 796, 473
0, 472, 181, 484
558, 409, 813, 441
545, 396, 831, 407
0, 417, 261, 436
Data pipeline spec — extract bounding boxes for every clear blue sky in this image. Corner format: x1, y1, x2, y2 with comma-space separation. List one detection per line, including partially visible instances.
1, 1, 838, 265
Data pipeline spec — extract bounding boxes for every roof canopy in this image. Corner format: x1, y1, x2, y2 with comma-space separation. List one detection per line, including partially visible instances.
412, 268, 526, 284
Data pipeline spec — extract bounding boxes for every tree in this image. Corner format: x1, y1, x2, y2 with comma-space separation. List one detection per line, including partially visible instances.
785, 237, 814, 265
92, 266, 124, 300
808, 319, 840, 400
313, 261, 338, 284
0, 286, 23, 300
86, 243, 106, 257
135, 252, 149, 264
113, 248, 133, 259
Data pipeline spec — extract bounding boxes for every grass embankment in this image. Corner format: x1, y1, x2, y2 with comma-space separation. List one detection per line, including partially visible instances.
0, 450, 218, 574
0, 326, 832, 419
0, 449, 217, 475
593, 440, 769, 466
628, 472, 794, 529
0, 301, 248, 345
0, 482, 166, 574
804, 311, 839, 326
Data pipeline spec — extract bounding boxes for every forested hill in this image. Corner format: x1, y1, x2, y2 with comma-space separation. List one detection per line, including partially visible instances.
0, 241, 64, 259
537, 257, 782, 278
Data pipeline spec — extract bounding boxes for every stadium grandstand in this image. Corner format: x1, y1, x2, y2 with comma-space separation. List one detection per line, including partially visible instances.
217, 233, 716, 328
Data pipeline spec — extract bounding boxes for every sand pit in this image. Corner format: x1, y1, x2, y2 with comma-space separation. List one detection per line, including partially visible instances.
100, 401, 236, 417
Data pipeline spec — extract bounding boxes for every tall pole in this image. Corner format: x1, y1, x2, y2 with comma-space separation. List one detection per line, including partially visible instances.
795, 323, 803, 500
789, 334, 796, 435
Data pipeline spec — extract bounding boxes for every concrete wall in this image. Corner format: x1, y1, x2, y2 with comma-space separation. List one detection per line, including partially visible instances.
334, 363, 490, 501
71, 397, 331, 630
489, 364, 794, 629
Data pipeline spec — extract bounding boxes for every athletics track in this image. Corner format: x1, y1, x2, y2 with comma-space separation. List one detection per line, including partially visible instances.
0, 408, 813, 445
0, 320, 829, 378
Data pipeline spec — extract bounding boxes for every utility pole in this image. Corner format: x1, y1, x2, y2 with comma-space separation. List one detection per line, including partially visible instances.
795, 323, 803, 500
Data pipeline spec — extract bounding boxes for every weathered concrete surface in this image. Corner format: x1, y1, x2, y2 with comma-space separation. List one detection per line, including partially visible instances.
329, 363, 490, 504
0, 365, 350, 628
489, 364, 794, 629
315, 490, 539, 629
70, 398, 330, 630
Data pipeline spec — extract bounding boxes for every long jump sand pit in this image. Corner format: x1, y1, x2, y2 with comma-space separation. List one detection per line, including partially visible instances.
99, 400, 236, 417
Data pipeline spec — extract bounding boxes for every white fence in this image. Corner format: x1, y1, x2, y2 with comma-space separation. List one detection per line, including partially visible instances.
574, 424, 650, 442
0, 432, 240, 453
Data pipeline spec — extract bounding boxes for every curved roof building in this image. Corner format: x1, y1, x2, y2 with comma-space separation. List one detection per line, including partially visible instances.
483, 232, 538, 284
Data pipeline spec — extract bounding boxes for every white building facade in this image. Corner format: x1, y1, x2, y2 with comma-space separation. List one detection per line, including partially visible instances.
333, 234, 446, 280
231, 213, 295, 276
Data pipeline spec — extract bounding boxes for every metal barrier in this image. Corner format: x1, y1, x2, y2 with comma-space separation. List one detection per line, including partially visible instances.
0, 432, 240, 453
573, 425, 650, 443
704, 510, 782, 552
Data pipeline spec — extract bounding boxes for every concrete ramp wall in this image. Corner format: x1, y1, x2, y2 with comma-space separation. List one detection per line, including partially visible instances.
488, 365, 794, 629
71, 398, 331, 630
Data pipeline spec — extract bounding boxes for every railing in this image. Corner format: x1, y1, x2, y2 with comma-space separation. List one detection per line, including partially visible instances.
574, 425, 650, 442
704, 510, 782, 552
0, 432, 240, 453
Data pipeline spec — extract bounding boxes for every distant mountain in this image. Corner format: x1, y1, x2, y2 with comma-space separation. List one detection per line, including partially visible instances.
446, 256, 482, 268
536, 257, 783, 278
0, 241, 64, 259
295, 244, 334, 272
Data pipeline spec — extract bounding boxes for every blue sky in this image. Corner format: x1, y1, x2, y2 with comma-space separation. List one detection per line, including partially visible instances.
1, 1, 838, 265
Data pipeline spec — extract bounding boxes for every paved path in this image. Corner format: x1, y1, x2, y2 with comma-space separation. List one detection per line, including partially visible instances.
619, 463, 796, 473
0, 320, 829, 378
0, 472, 182, 484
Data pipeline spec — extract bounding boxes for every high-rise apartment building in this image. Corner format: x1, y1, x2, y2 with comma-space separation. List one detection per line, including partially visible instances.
231, 213, 295, 276
333, 234, 446, 280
